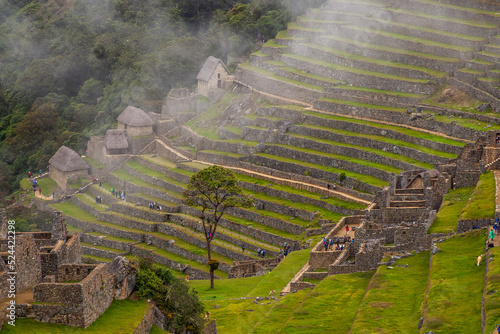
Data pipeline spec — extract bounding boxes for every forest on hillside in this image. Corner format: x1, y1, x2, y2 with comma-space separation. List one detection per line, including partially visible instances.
0, 0, 326, 204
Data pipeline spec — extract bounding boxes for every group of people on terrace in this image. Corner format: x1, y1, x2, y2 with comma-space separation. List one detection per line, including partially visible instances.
322, 236, 352, 251
110, 187, 125, 200
148, 202, 162, 213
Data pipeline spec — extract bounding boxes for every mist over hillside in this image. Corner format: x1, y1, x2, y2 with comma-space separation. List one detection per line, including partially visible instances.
0, 0, 326, 203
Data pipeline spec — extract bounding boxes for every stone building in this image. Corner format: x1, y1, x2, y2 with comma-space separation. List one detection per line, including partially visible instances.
197, 56, 229, 97
104, 129, 129, 155
49, 145, 90, 190
117, 106, 154, 137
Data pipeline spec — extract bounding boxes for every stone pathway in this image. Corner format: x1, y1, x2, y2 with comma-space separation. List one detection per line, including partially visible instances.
0, 287, 33, 309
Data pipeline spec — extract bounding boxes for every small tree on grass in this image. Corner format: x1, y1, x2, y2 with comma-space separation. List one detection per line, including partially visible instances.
184, 165, 252, 289
134, 257, 205, 333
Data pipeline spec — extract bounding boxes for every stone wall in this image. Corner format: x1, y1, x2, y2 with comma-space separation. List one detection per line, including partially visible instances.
227, 206, 305, 235
111, 203, 169, 222
241, 181, 362, 216
71, 196, 157, 232
108, 174, 182, 204
457, 218, 494, 233
130, 246, 212, 280
65, 216, 144, 242
117, 123, 153, 137
57, 264, 97, 282
31, 263, 114, 327
50, 168, 89, 192
228, 258, 281, 278
134, 304, 155, 334
81, 233, 132, 252
244, 154, 382, 194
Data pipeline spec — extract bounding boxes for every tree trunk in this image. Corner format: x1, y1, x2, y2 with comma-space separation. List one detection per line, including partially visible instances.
207, 241, 214, 289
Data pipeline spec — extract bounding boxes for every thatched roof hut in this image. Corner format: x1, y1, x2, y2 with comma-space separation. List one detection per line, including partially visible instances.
49, 146, 90, 172
196, 56, 228, 82
117, 106, 154, 127
104, 129, 129, 150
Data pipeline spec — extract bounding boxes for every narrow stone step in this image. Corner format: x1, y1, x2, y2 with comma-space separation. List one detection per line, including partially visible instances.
465, 58, 496, 71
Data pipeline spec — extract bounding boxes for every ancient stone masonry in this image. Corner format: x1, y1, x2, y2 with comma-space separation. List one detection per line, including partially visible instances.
228, 258, 281, 278
0, 210, 136, 328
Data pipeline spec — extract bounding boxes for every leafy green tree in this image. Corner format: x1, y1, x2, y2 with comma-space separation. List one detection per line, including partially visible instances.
134, 257, 205, 333
184, 165, 252, 289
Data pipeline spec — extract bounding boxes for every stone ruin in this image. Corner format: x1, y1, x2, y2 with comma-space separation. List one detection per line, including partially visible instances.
293, 168, 450, 290
0, 209, 136, 329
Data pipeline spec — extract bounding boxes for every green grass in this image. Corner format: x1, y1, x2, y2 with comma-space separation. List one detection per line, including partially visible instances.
190, 276, 264, 301
422, 231, 487, 333
256, 152, 388, 188
21, 177, 59, 197
140, 154, 177, 169
224, 214, 301, 241
110, 169, 183, 199
81, 242, 124, 253
460, 171, 496, 220
199, 150, 244, 158
318, 97, 409, 112
238, 62, 324, 91
252, 271, 373, 333
485, 247, 500, 333
149, 325, 169, 333
83, 156, 105, 169
134, 243, 228, 279
302, 110, 467, 148
125, 161, 187, 188
431, 113, 500, 131
249, 249, 311, 296
429, 187, 474, 233
83, 254, 112, 263
269, 143, 403, 174
288, 132, 434, 169
349, 251, 430, 333
2, 299, 150, 333
236, 173, 366, 210
297, 42, 448, 78
186, 91, 242, 140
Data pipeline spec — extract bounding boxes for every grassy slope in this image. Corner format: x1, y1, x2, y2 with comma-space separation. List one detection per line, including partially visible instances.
2, 299, 149, 333
485, 247, 500, 333
257, 272, 373, 334
429, 187, 474, 234
460, 171, 496, 220
349, 251, 430, 333
422, 231, 487, 333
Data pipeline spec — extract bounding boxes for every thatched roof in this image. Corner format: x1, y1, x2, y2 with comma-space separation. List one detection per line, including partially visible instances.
117, 106, 154, 127
49, 145, 90, 172
104, 129, 129, 150
196, 56, 228, 82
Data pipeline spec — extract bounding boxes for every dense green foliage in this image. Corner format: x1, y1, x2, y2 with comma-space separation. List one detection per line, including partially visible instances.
0, 0, 326, 203
135, 257, 205, 333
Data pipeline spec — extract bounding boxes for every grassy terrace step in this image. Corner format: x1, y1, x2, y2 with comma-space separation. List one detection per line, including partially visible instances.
343, 24, 474, 53
266, 143, 404, 174
235, 173, 367, 211
133, 242, 228, 279
85, 232, 137, 244
125, 160, 187, 189
199, 150, 244, 158
280, 51, 432, 83
238, 62, 324, 91
263, 60, 343, 85
53, 201, 242, 267
223, 213, 301, 242
241, 188, 345, 223
286, 132, 434, 169
82, 254, 112, 263
349, 251, 430, 333
428, 186, 474, 234
398, 0, 500, 18
422, 231, 486, 333
302, 109, 467, 148
292, 124, 458, 159
485, 247, 500, 333
172, 212, 284, 251
317, 32, 461, 64
292, 41, 447, 79
110, 169, 184, 200
129, 193, 179, 208
80, 242, 124, 254
139, 154, 177, 169
254, 152, 388, 188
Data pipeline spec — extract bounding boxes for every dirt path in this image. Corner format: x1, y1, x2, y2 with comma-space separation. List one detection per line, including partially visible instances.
0, 287, 33, 309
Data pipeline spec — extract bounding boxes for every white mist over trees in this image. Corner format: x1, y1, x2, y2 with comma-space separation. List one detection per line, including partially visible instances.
0, 0, 326, 204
